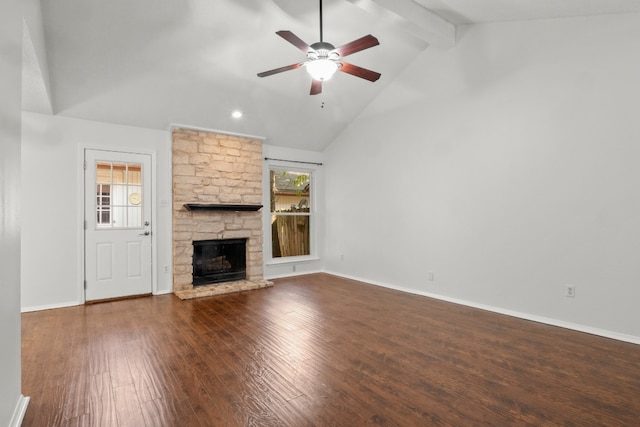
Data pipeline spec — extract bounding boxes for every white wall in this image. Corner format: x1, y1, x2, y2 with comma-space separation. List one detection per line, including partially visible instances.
0, 0, 27, 424
262, 144, 325, 279
21, 113, 173, 310
20, 113, 326, 306
324, 13, 640, 342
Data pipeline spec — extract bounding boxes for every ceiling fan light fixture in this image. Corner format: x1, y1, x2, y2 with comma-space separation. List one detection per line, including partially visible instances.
306, 58, 339, 81
256, 0, 380, 94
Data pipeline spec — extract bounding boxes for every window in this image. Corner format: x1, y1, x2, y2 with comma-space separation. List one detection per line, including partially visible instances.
270, 169, 312, 258
95, 162, 143, 228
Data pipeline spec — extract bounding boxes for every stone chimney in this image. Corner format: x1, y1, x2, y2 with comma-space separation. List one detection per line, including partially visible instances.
171, 128, 271, 299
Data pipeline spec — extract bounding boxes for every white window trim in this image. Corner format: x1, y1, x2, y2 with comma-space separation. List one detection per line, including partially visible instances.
264, 161, 318, 265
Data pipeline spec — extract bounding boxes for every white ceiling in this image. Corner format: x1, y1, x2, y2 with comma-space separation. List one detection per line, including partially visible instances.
24, 0, 640, 151
412, 0, 640, 25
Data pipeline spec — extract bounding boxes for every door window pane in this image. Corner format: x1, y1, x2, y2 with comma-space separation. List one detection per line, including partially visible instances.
96, 184, 111, 226
96, 162, 143, 228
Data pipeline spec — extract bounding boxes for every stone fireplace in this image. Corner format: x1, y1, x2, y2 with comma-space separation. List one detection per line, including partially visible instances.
172, 128, 272, 300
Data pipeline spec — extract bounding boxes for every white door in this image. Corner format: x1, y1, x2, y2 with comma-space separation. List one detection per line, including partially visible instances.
84, 149, 152, 301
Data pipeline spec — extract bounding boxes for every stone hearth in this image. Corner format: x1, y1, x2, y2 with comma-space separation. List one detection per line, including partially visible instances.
172, 128, 272, 299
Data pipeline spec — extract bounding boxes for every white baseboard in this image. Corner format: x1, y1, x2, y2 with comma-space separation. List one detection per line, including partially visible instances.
21, 290, 179, 312
10, 395, 30, 427
23, 290, 173, 312
324, 270, 640, 346
21, 301, 80, 313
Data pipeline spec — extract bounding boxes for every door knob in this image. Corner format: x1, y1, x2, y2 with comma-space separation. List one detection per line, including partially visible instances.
139, 231, 150, 236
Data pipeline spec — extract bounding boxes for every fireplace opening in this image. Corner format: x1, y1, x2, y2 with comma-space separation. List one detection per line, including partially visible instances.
192, 238, 247, 286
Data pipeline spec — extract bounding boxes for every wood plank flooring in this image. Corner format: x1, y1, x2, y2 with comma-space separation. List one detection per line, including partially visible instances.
22, 273, 640, 426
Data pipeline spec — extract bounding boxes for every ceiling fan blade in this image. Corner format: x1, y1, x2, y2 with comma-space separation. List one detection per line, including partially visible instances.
332, 34, 379, 58
276, 30, 313, 53
338, 62, 381, 82
310, 79, 322, 95
257, 63, 303, 78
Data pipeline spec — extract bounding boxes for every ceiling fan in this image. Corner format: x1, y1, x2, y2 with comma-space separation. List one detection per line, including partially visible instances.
257, 0, 381, 95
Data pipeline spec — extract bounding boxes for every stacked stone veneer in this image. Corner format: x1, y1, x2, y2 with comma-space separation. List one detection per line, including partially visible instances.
172, 128, 271, 299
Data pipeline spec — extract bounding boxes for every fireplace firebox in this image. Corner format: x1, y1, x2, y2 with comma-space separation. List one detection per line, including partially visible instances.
192, 238, 247, 286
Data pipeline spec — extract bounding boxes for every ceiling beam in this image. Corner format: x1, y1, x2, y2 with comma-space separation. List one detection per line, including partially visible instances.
346, 0, 455, 48
22, 22, 53, 115
23, 1, 54, 114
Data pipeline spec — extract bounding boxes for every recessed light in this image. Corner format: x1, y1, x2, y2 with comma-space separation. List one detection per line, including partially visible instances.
231, 110, 243, 119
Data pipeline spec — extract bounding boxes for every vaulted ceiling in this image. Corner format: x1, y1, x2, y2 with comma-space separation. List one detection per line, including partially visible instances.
23, 0, 640, 151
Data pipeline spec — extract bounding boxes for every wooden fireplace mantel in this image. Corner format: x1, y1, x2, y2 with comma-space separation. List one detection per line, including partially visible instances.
183, 203, 263, 212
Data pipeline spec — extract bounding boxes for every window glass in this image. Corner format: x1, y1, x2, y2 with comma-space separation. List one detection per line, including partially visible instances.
270, 169, 311, 258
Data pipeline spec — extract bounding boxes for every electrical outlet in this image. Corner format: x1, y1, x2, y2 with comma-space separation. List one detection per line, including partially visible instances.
428, 271, 435, 282
164, 265, 170, 273
292, 265, 297, 272
565, 284, 576, 298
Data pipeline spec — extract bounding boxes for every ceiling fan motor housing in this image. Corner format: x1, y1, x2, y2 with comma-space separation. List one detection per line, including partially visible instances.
308, 41, 339, 60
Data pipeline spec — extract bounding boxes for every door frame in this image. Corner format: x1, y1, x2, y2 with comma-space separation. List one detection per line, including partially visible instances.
78, 145, 158, 303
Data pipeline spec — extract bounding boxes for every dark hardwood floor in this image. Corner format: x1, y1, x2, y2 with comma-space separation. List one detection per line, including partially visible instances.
22, 273, 640, 426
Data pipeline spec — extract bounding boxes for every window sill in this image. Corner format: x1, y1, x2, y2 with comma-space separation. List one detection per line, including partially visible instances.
266, 256, 320, 266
